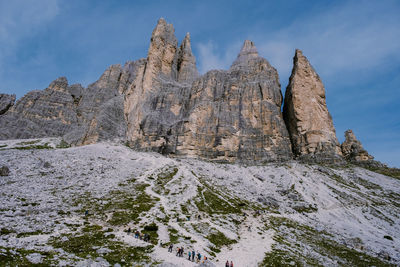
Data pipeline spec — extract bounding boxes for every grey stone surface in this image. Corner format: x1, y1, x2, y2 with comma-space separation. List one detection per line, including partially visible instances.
0, 77, 79, 139
0, 94, 16, 115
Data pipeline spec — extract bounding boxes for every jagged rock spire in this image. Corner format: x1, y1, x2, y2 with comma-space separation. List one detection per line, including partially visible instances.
230, 40, 260, 70
283, 49, 342, 162
144, 18, 178, 85
341, 130, 373, 162
175, 32, 199, 83
48, 77, 68, 92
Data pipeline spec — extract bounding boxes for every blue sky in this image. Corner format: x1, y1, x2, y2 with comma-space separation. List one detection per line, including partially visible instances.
1, 0, 399, 167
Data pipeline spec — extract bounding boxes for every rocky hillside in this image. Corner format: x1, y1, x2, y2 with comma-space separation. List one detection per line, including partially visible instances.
1, 18, 399, 267
0, 18, 377, 166
0, 139, 399, 266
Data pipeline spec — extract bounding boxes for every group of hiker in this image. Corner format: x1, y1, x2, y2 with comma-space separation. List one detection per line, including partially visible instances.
225, 260, 234, 267
127, 228, 151, 242
168, 244, 209, 263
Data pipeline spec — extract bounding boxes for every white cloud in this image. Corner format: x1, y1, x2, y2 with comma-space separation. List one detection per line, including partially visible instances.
196, 41, 241, 74
256, 0, 400, 82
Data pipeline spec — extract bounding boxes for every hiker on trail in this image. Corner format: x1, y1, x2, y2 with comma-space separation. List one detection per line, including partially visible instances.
180, 247, 184, 257
226, 260, 230, 267
168, 244, 173, 252
188, 251, 191, 260
127, 228, 131, 234
230, 261, 233, 267
135, 230, 139, 238
176, 247, 180, 257
203, 255, 207, 263
197, 252, 201, 262
191, 250, 195, 261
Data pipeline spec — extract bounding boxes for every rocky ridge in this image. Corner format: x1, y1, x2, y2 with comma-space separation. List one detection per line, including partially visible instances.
0, 19, 375, 165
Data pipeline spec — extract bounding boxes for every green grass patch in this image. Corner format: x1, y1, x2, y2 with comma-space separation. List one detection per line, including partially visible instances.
75, 182, 159, 226
16, 230, 45, 238
0, 228, 15, 235
50, 224, 153, 264
206, 229, 237, 253
0, 246, 57, 266
195, 187, 242, 215
13, 143, 53, 150
152, 166, 178, 195
364, 165, 400, 180
265, 216, 393, 266
56, 139, 70, 148
168, 227, 179, 244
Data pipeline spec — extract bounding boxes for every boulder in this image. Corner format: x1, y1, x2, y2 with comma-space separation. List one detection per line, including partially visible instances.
0, 166, 10, 176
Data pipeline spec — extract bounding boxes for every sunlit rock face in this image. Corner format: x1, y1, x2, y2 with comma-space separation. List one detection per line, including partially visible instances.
283, 49, 342, 163
341, 129, 373, 162
179, 40, 293, 163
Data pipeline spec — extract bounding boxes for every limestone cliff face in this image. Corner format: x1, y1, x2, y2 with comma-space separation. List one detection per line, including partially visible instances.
63, 64, 127, 145
179, 41, 292, 162
124, 18, 197, 154
0, 77, 79, 139
341, 130, 373, 162
1, 19, 362, 164
283, 49, 342, 162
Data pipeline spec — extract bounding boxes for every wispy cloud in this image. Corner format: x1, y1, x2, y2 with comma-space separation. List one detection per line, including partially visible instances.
196, 41, 241, 74
256, 0, 400, 82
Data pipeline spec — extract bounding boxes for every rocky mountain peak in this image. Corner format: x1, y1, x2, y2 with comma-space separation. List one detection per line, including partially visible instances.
283, 49, 342, 162
142, 18, 178, 91
175, 32, 199, 83
230, 40, 259, 69
48, 77, 68, 92
239, 40, 259, 58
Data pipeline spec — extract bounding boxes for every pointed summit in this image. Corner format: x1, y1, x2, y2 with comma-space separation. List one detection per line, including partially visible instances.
48, 77, 68, 92
230, 40, 260, 70
238, 40, 259, 59
151, 18, 176, 45
175, 32, 199, 83
283, 49, 342, 162
142, 18, 178, 90
341, 130, 373, 162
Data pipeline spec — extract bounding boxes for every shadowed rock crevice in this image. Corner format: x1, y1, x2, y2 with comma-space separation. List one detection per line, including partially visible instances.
0, 94, 16, 115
